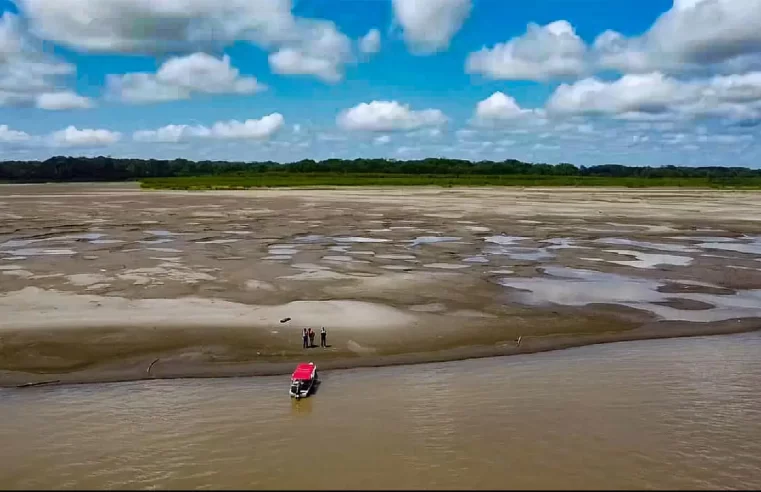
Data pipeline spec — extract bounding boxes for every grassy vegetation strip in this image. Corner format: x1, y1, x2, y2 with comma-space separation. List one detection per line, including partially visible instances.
140, 174, 761, 190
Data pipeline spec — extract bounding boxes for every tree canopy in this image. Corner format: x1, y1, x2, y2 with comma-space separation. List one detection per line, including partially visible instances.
1, 156, 759, 183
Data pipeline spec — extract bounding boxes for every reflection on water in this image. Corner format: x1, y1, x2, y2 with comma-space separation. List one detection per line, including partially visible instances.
1, 333, 761, 489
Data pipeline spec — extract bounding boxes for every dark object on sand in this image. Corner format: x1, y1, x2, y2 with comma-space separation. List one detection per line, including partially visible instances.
280, 317, 292, 323
17, 380, 60, 388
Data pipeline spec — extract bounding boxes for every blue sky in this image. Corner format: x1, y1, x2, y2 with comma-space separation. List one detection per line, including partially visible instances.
0, 0, 760, 166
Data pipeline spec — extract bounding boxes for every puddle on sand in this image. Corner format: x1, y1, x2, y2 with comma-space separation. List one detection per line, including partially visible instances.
542, 238, 584, 250
294, 234, 325, 243
6, 248, 76, 256
2, 233, 103, 248
262, 255, 293, 261
196, 239, 240, 244
667, 236, 739, 243
696, 237, 761, 256
424, 263, 470, 270
146, 247, 182, 253
485, 246, 554, 262
595, 238, 698, 253
322, 255, 354, 262
377, 254, 417, 260
498, 266, 761, 322
484, 235, 528, 246
138, 238, 174, 244
334, 237, 390, 243
269, 247, 300, 255
90, 239, 124, 244
604, 250, 694, 269
410, 236, 462, 247
1, 239, 41, 248
145, 230, 184, 237
329, 246, 351, 253
465, 225, 491, 233
45, 232, 106, 242
463, 255, 489, 263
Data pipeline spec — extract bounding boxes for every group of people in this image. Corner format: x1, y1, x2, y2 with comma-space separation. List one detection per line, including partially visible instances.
302, 327, 327, 348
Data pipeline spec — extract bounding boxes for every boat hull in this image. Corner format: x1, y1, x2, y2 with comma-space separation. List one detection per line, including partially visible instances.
289, 363, 318, 399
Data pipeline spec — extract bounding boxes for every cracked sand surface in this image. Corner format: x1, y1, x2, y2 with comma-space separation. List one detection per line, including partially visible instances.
1, 183, 760, 385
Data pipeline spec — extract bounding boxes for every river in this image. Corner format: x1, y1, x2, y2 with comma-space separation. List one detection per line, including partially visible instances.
1, 333, 760, 490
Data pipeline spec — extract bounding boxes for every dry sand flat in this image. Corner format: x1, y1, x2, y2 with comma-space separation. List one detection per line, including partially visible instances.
1, 183, 761, 386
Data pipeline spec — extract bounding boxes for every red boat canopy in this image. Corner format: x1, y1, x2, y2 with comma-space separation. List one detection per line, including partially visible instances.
291, 363, 315, 381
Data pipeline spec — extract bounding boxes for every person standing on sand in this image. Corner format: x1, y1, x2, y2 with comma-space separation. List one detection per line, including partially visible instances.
302, 328, 308, 349
308, 327, 315, 348
320, 327, 327, 348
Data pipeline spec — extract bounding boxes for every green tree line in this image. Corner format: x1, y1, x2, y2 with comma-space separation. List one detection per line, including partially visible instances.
1, 156, 760, 183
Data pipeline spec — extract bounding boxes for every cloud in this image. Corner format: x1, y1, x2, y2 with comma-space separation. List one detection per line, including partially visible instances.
106, 53, 265, 104
210, 114, 285, 139
16, 0, 356, 83
546, 71, 761, 121
134, 113, 285, 142
269, 49, 344, 83
546, 73, 688, 117
35, 91, 94, 110
0, 124, 32, 143
51, 126, 121, 147
359, 28, 381, 55
465, 1, 761, 80
374, 135, 391, 145
392, 0, 472, 54
0, 12, 89, 109
16, 0, 295, 52
133, 124, 210, 143
268, 20, 353, 82
337, 100, 447, 132
593, 0, 761, 74
466, 20, 587, 81
472, 91, 544, 125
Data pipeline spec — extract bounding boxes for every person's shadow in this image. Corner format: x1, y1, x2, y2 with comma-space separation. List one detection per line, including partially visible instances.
306, 342, 332, 348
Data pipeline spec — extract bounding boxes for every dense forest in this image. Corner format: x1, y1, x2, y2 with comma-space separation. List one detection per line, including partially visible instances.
1, 156, 760, 183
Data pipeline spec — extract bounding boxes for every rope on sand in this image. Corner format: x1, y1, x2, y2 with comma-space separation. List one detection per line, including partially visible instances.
147, 358, 160, 376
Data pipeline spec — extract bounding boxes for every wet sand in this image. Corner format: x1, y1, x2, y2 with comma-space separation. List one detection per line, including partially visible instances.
1, 183, 761, 386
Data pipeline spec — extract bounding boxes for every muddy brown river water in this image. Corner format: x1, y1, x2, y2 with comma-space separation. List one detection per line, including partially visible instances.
1, 333, 760, 490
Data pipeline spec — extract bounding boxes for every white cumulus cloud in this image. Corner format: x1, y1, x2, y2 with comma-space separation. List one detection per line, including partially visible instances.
210, 114, 285, 139
392, 0, 472, 54
268, 20, 353, 82
35, 91, 94, 110
337, 100, 447, 132
466, 20, 587, 81
546, 71, 761, 121
0, 124, 32, 143
472, 91, 544, 125
359, 28, 381, 55
0, 12, 89, 109
592, 0, 761, 74
134, 113, 285, 142
51, 126, 122, 147
106, 53, 265, 104
15, 0, 356, 83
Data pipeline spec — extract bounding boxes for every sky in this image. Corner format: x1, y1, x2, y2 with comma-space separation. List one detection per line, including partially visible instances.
0, 0, 760, 167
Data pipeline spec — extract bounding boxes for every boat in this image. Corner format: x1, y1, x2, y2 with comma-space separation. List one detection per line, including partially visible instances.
289, 362, 318, 399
